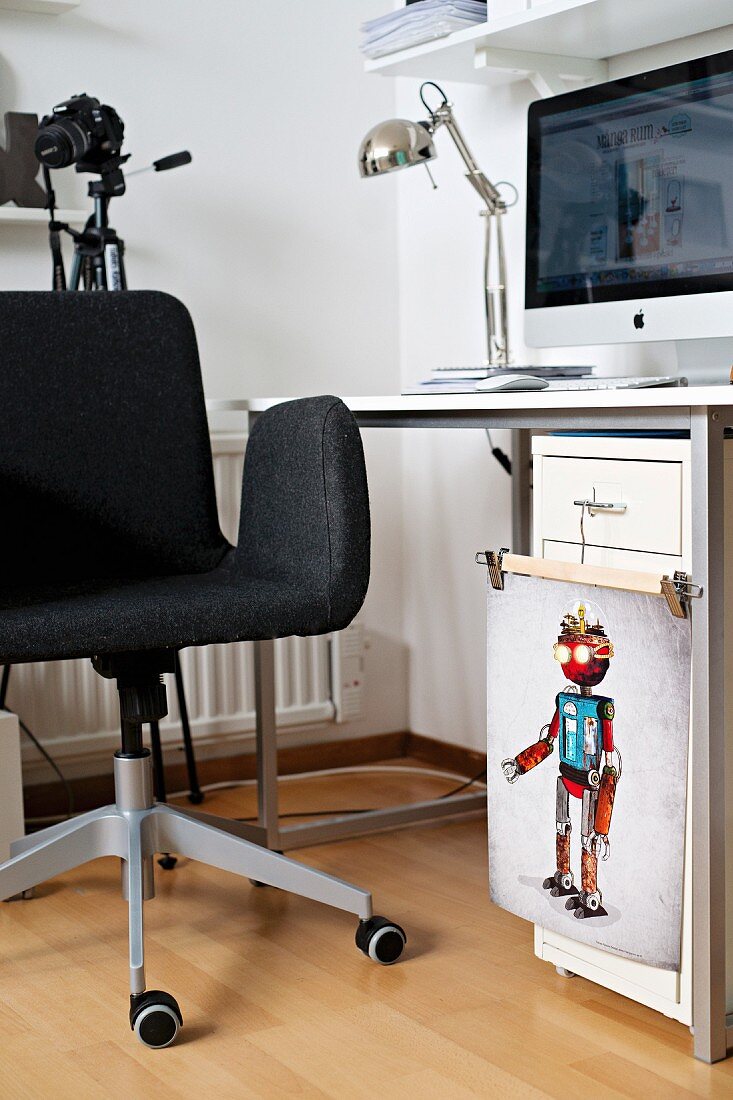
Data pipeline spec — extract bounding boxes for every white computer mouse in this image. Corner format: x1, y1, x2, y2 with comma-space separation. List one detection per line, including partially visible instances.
474, 374, 549, 392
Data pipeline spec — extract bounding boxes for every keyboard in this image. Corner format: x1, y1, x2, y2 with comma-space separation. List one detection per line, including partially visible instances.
543, 375, 685, 391
403, 374, 687, 396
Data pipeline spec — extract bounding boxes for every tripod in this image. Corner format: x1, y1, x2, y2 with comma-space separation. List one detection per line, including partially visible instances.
28, 154, 206, 830
43, 150, 190, 293
68, 171, 128, 291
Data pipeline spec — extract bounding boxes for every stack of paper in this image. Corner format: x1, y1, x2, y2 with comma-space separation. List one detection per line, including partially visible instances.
361, 1, 487, 60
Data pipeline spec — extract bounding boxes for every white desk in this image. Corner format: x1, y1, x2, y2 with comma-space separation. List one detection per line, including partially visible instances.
208, 386, 730, 1063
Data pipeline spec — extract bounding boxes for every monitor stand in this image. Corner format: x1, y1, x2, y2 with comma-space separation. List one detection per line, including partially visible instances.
675, 338, 733, 386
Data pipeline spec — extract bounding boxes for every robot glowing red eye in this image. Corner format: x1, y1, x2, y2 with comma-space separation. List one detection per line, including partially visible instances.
554, 643, 571, 663
573, 644, 591, 664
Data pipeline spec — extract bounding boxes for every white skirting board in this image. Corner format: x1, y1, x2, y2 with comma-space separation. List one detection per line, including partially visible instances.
7, 431, 356, 783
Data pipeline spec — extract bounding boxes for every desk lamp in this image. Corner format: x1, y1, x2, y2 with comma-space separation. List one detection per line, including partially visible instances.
358, 81, 516, 369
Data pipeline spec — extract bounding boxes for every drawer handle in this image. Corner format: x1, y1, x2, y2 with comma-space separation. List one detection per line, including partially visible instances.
573, 499, 627, 514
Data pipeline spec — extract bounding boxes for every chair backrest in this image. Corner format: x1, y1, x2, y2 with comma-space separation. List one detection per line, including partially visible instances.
0, 291, 228, 585
237, 395, 371, 633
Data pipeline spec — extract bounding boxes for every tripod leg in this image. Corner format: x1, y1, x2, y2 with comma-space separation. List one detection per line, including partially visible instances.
69, 249, 82, 290
149, 722, 176, 871
116, 239, 127, 290
174, 654, 203, 805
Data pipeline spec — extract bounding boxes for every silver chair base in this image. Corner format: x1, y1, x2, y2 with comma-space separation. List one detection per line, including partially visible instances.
0, 753, 373, 998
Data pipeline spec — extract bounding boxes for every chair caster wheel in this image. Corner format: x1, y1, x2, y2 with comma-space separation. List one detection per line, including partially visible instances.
130, 990, 182, 1049
157, 854, 177, 870
187, 790, 204, 805
356, 916, 406, 965
556, 966, 576, 978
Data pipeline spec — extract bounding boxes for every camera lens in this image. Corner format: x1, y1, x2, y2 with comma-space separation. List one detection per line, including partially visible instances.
35, 118, 91, 169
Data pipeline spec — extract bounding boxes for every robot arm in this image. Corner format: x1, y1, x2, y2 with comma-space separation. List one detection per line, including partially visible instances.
501, 706, 558, 784
594, 766, 618, 846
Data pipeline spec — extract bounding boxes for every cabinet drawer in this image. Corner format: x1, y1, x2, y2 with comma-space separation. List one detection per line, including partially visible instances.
540, 456, 682, 555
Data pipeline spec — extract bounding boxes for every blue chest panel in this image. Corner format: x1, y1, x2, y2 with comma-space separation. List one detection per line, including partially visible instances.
557, 691, 606, 772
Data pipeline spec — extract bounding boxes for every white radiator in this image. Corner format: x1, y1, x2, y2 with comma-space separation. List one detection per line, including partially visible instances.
9, 431, 337, 781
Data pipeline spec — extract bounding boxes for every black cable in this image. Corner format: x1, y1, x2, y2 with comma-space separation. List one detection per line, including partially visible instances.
0, 665, 10, 710
5, 709, 75, 819
420, 80, 449, 115
438, 767, 486, 799
19, 716, 74, 818
233, 767, 487, 823
0, 663, 74, 817
485, 428, 512, 475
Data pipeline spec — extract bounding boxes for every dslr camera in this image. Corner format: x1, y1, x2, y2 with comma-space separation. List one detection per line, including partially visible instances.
35, 94, 124, 172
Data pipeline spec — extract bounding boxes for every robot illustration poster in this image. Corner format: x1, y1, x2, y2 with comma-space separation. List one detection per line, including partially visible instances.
486, 572, 691, 970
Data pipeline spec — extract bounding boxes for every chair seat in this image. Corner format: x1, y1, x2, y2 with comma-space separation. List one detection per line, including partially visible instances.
0, 549, 329, 664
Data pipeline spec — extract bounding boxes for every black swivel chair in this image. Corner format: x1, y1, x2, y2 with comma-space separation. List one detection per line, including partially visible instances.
0, 291, 405, 1048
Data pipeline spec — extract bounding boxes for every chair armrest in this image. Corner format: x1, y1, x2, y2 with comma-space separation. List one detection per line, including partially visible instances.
234, 396, 370, 632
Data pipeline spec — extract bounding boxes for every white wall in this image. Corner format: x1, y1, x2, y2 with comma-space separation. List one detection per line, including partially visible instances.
393, 22, 733, 751
395, 77, 526, 753
0, 0, 398, 398
0, 0, 410, 765
9, 5, 729, 763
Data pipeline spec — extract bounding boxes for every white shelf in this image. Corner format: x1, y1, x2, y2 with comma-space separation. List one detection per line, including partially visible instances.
365, 0, 733, 88
0, 206, 87, 225
0, 0, 79, 13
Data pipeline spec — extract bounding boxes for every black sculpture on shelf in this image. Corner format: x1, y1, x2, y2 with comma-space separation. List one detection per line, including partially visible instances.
0, 112, 47, 209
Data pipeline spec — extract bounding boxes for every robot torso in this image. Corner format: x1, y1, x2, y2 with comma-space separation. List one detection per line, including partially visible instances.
556, 690, 614, 789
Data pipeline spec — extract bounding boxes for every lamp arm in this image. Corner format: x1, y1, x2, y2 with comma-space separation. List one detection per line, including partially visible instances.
433, 105, 502, 212
494, 207, 510, 365
433, 104, 510, 365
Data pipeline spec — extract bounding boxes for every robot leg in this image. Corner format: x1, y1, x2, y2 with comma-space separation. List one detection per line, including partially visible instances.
543, 777, 577, 897
566, 788, 607, 919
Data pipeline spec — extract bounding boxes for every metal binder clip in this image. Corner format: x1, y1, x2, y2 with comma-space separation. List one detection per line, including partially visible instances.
474, 547, 509, 590
660, 571, 703, 619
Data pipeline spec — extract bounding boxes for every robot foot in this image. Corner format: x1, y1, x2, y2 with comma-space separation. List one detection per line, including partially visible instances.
543, 872, 577, 898
565, 893, 607, 920
551, 884, 579, 898
573, 903, 608, 920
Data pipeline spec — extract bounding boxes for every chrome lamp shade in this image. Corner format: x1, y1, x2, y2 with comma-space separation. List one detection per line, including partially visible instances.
358, 118, 436, 178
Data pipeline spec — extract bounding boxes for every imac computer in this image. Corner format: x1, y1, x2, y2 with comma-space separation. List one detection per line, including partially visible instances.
525, 49, 733, 382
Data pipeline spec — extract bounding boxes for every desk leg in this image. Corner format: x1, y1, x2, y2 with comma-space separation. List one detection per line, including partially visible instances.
691, 407, 727, 1063
254, 640, 280, 849
511, 428, 531, 555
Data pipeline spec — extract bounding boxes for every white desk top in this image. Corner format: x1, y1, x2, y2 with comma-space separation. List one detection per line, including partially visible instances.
206, 385, 733, 416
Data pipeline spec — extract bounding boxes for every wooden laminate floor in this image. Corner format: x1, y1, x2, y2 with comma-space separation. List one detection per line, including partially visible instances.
0, 762, 731, 1099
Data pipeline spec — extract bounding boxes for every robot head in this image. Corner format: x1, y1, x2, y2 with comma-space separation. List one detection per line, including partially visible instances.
553, 600, 614, 687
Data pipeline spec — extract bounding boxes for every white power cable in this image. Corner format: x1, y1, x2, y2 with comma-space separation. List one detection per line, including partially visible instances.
25, 763, 487, 826
166, 762, 486, 802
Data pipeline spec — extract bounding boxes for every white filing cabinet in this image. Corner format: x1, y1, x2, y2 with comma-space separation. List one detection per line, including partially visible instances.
532, 433, 733, 1025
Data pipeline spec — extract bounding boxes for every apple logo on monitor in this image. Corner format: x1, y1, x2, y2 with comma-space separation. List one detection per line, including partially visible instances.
633, 309, 645, 330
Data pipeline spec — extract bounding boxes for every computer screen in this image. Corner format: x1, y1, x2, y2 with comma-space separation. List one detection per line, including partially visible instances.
524, 50, 733, 350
